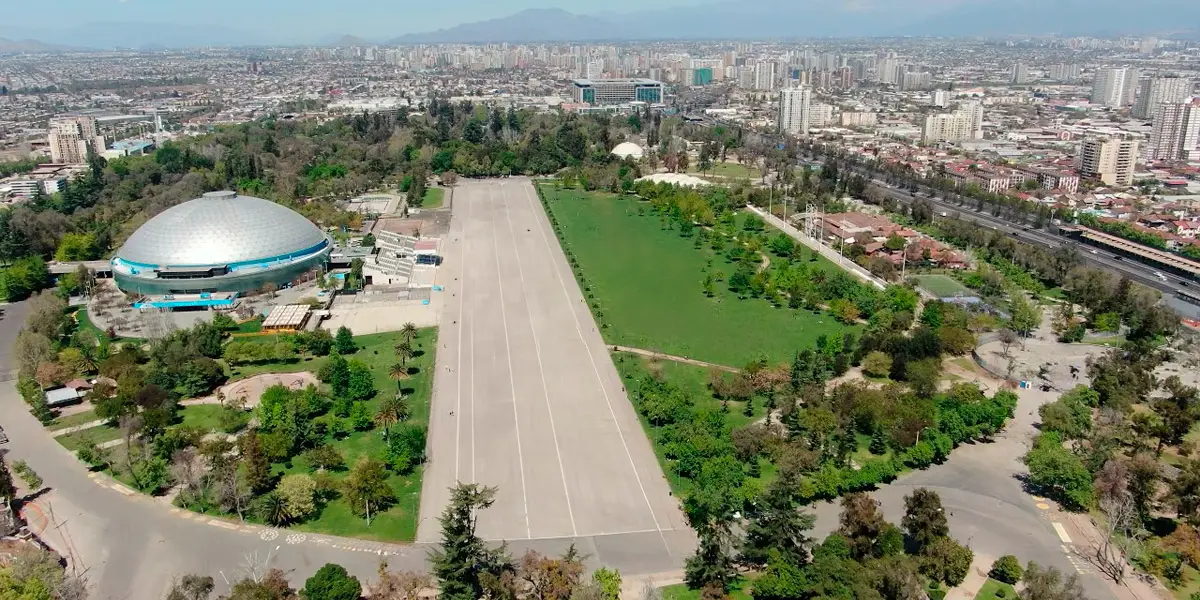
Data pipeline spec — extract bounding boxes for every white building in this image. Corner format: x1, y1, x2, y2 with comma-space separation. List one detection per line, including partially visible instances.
922, 101, 984, 143
1079, 137, 1140, 186
808, 103, 834, 127
1146, 99, 1200, 161
1049, 64, 1081, 82
959, 101, 984, 139
1011, 62, 1031, 84
47, 116, 103, 164
932, 89, 951, 107
840, 112, 878, 127
755, 62, 777, 91
1091, 67, 1139, 108
778, 85, 812, 135
1133, 76, 1193, 119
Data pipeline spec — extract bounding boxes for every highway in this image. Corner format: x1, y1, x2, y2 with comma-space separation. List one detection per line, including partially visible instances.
691, 115, 1195, 303
868, 179, 1197, 297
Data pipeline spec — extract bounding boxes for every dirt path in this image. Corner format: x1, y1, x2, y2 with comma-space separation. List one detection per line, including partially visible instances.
610, 345, 739, 373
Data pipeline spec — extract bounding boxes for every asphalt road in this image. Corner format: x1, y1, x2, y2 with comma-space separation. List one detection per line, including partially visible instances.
418, 177, 692, 553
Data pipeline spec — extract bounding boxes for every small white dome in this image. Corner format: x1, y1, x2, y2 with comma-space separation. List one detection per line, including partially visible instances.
611, 142, 644, 159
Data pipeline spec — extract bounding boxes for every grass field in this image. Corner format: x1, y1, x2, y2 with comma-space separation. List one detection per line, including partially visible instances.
973, 579, 1016, 600
913, 274, 973, 299
48, 409, 100, 431
420, 187, 445, 208
55, 328, 437, 542
612, 352, 774, 495
662, 576, 756, 600
691, 161, 762, 180
233, 328, 437, 540
542, 186, 854, 366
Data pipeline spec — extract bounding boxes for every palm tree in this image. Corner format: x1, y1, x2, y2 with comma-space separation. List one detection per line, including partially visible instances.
375, 395, 411, 441
394, 342, 414, 367
401, 322, 418, 344
258, 492, 289, 526
389, 363, 409, 391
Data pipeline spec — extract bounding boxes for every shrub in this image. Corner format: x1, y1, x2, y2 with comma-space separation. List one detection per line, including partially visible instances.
989, 555, 1023, 584
862, 351, 892, 378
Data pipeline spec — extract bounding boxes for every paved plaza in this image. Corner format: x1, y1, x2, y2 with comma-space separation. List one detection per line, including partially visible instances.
418, 178, 693, 565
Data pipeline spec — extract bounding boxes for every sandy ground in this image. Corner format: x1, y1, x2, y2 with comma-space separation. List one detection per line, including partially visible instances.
417, 178, 691, 564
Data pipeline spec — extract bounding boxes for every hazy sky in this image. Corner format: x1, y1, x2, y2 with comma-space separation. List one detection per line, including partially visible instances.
4, 0, 705, 39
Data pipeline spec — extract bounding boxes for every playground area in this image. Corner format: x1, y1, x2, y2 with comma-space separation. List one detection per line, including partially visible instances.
208, 371, 319, 408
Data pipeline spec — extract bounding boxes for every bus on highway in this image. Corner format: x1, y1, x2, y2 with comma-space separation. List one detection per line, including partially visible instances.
1177, 289, 1200, 307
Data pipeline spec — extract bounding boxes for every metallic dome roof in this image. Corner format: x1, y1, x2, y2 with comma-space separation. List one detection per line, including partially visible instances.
116, 191, 328, 268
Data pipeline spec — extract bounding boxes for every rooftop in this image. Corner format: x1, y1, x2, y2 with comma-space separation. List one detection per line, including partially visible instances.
572, 78, 663, 86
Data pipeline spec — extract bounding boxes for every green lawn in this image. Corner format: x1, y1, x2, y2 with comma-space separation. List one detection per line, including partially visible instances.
913, 274, 973, 299
48, 409, 100, 431
420, 187, 445, 208
542, 187, 854, 366
612, 352, 774, 495
691, 161, 762, 180
212, 328, 437, 541
56, 424, 122, 451
973, 578, 1016, 600
662, 576, 756, 600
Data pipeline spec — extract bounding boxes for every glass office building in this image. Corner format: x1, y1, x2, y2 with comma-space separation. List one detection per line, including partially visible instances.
572, 78, 664, 105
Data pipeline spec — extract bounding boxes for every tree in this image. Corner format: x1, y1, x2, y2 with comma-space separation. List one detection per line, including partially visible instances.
301, 564, 360, 600
333, 326, 356, 355
0, 456, 15, 501
905, 358, 941, 399
166, 574, 215, 600
919, 537, 973, 586
376, 395, 411, 441
990, 555, 1024, 584
401, 322, 419, 344
429, 483, 512, 600
394, 342, 414, 366
862, 351, 892, 379
1019, 562, 1086, 600
901, 488, 948, 551
257, 492, 290, 526
1009, 293, 1043, 337
838, 492, 886, 559
342, 457, 395, 519
591, 567, 621, 600
369, 563, 431, 600
276, 474, 317, 522
304, 444, 345, 472
240, 431, 271, 494
740, 472, 815, 567
1023, 432, 1093, 511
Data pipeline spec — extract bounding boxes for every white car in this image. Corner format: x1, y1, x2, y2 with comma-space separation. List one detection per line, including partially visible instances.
1155, 271, 1168, 281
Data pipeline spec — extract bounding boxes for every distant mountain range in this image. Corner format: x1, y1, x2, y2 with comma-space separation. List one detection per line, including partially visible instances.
2, 0, 1197, 50
0, 37, 73, 53
389, 0, 1200, 43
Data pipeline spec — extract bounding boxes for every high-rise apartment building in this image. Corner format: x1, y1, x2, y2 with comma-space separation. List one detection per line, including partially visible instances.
1146, 99, 1200, 161
1049, 64, 1081, 82
1079, 137, 1140, 186
932, 89, 951, 107
922, 101, 984, 143
1011, 62, 1031, 84
876, 58, 901, 85
1091, 67, 1139, 108
778, 86, 812, 135
47, 116, 103, 164
755, 62, 777, 91
1133, 76, 1193, 119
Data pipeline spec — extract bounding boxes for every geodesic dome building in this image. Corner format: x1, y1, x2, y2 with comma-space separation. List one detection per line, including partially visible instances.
112, 191, 331, 296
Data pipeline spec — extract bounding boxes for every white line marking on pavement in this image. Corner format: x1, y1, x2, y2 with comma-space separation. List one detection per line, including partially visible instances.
456, 186, 470, 484
521, 184, 670, 555
488, 185, 532, 539
1052, 522, 1072, 544
500, 188, 578, 537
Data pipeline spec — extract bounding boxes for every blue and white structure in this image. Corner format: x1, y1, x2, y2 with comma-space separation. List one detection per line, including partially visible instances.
112, 191, 331, 296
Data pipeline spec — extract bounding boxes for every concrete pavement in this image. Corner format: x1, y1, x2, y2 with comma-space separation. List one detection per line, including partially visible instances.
417, 177, 693, 556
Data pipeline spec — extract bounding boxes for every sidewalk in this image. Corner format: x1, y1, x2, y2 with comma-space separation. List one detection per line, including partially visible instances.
948, 555, 996, 600
611, 345, 739, 373
49, 419, 106, 437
